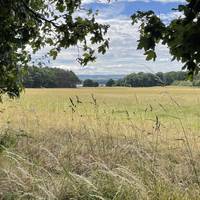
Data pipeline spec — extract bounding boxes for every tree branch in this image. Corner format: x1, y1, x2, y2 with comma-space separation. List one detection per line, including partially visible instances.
22, 1, 60, 28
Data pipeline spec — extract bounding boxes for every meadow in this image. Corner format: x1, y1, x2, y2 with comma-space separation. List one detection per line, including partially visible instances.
0, 87, 200, 199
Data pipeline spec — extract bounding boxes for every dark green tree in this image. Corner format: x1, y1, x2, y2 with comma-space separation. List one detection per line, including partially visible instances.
106, 79, 115, 87
23, 67, 80, 88
115, 79, 125, 87
123, 72, 159, 87
117, 71, 187, 87
0, 0, 109, 97
131, 0, 200, 80
83, 79, 99, 87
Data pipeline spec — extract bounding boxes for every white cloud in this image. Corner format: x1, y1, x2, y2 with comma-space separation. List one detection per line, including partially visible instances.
159, 11, 183, 23
34, 0, 183, 75
50, 16, 181, 75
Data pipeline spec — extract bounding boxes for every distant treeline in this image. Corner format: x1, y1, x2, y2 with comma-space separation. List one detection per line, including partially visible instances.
23, 67, 80, 88
114, 71, 187, 87
23, 67, 200, 88
105, 71, 200, 87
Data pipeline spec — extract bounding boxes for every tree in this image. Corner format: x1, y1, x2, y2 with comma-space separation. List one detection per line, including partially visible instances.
0, 0, 109, 98
116, 71, 187, 87
23, 67, 80, 88
123, 72, 160, 87
53, 68, 80, 88
83, 79, 99, 87
131, 0, 200, 80
106, 79, 115, 87
115, 79, 125, 87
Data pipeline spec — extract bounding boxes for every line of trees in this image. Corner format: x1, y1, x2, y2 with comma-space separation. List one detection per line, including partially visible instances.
23, 67, 80, 88
106, 71, 190, 87
23, 69, 200, 89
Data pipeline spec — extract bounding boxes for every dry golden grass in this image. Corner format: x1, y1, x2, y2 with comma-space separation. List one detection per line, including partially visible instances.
0, 87, 200, 199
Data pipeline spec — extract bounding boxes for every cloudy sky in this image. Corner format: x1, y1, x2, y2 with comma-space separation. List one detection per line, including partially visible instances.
48, 0, 186, 75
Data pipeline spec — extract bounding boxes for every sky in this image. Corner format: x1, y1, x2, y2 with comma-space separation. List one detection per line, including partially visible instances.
43, 0, 186, 75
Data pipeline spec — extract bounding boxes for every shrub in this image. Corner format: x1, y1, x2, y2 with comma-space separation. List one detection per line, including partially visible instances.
83, 79, 99, 87
106, 79, 115, 87
172, 80, 193, 87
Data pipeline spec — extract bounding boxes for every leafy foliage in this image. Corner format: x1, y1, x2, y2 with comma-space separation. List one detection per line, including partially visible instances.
172, 80, 193, 87
131, 0, 200, 79
0, 0, 109, 97
23, 66, 80, 88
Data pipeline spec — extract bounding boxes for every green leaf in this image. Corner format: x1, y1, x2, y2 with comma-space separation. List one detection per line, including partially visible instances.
144, 50, 157, 61
49, 49, 58, 60
46, 38, 54, 46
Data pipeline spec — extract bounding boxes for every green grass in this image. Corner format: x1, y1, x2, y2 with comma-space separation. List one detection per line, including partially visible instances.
0, 87, 200, 199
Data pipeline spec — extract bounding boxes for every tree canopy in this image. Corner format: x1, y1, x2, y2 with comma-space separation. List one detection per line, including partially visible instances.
106, 79, 115, 87
131, 0, 200, 79
83, 79, 99, 87
113, 71, 187, 87
0, 0, 109, 97
23, 66, 80, 88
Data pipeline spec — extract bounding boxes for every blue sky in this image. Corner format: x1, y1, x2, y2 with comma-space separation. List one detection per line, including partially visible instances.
49, 0, 186, 75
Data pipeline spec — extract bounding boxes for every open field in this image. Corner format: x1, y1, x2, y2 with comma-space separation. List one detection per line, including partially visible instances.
0, 87, 200, 199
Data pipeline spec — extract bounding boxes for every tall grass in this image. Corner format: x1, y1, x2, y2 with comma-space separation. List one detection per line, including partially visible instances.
0, 87, 200, 199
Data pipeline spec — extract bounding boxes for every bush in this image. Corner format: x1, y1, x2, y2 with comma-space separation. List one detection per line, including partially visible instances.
193, 80, 200, 87
106, 79, 115, 87
172, 80, 193, 87
83, 79, 99, 87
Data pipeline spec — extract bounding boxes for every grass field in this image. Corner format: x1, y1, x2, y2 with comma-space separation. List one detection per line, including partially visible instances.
0, 87, 200, 199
